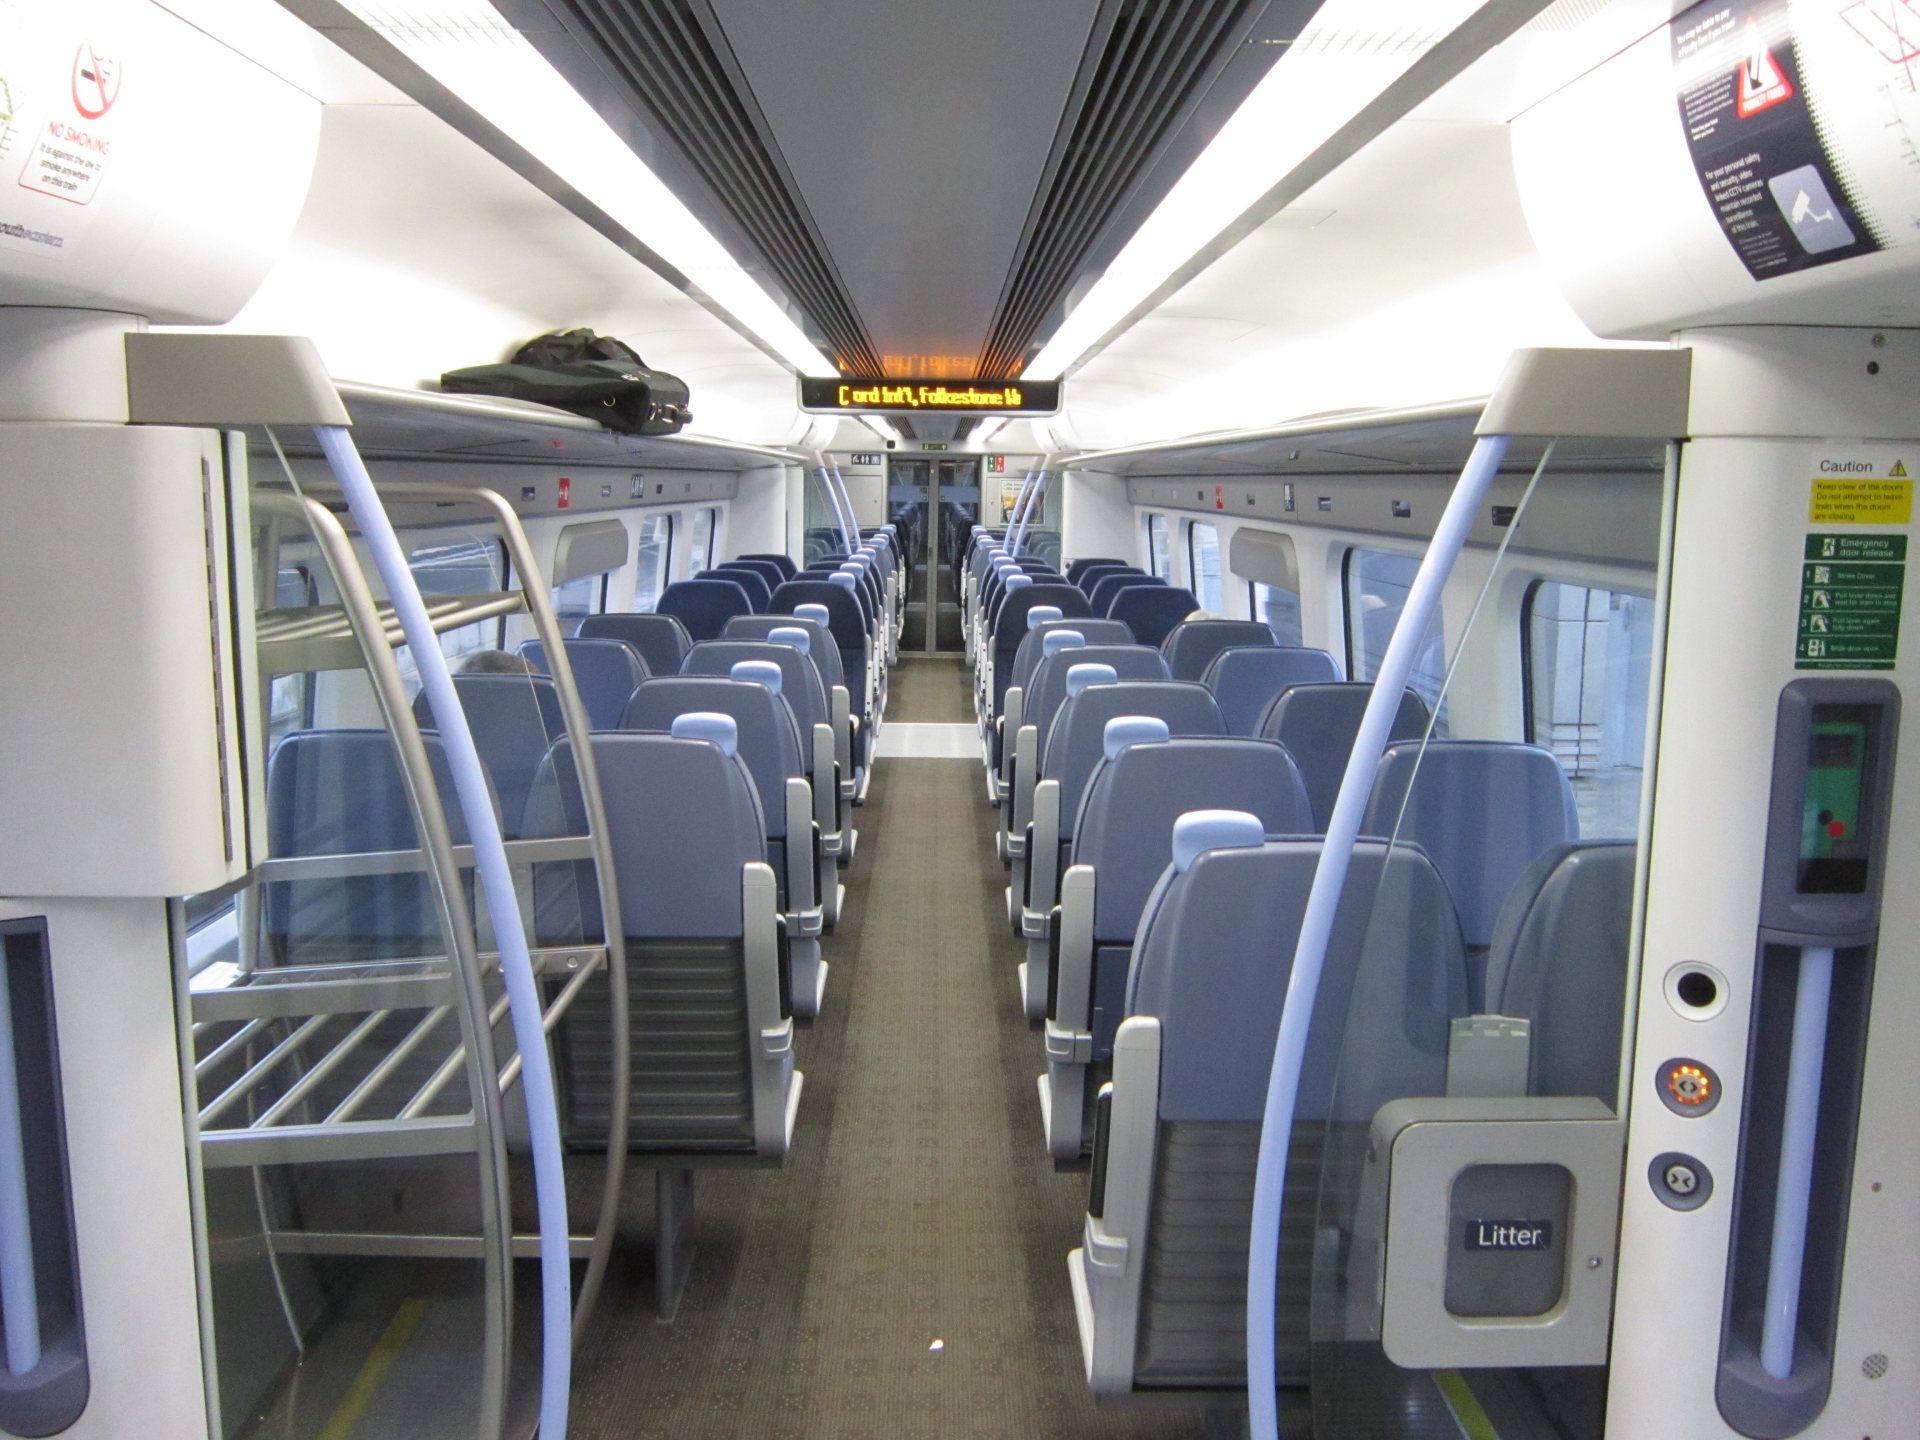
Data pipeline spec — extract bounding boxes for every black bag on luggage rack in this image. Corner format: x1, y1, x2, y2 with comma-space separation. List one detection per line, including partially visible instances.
440, 328, 693, 436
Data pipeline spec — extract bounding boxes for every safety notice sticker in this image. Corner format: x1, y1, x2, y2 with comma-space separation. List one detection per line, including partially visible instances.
1798, 534, 1905, 670
1809, 451, 1913, 523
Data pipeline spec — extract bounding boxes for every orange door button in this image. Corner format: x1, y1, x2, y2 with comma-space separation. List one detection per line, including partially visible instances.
1657, 1057, 1723, 1116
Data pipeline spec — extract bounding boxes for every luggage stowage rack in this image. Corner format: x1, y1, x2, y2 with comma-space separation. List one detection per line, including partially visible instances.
187, 480, 630, 1440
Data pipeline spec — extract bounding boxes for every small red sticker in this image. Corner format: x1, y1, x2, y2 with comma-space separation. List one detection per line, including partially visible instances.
1214, 484, 1225, 511
557, 477, 571, 509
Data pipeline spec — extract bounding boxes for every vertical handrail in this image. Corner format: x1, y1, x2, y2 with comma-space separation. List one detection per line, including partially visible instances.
1761, 945, 1835, 1378
813, 454, 855, 553
272, 490, 513, 1440
0, 958, 41, 1376
1006, 469, 1039, 553
1245, 434, 1511, 1440
831, 461, 860, 549
313, 427, 573, 1440
1011, 460, 1055, 556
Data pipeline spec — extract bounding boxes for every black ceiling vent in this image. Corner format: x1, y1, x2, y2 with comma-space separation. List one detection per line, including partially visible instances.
543, 0, 882, 375
977, 0, 1275, 380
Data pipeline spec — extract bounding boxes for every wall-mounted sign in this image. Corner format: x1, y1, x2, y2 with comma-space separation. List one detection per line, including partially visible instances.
987, 454, 1006, 473
799, 376, 1062, 415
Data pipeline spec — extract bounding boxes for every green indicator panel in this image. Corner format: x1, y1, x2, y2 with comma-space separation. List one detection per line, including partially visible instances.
1798, 705, 1880, 894
1798, 533, 1907, 670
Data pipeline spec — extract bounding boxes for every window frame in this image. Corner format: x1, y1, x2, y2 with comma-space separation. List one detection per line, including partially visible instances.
634, 512, 675, 610
689, 505, 721, 572
1145, 513, 1170, 578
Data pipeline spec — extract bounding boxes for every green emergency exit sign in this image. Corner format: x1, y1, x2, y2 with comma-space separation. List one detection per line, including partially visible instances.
1797, 534, 1907, 670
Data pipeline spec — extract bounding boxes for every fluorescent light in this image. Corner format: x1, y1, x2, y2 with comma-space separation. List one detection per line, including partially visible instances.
863, 415, 902, 444
1023, 0, 1486, 381
338, 1, 836, 375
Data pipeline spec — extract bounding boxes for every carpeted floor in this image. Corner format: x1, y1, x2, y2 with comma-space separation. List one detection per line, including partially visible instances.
566, 659, 1206, 1439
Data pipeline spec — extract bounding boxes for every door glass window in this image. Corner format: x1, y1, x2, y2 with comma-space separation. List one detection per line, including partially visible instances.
551, 573, 609, 636
1187, 521, 1223, 612
689, 506, 719, 570
1524, 581, 1656, 837
635, 513, 672, 610
1146, 514, 1170, 577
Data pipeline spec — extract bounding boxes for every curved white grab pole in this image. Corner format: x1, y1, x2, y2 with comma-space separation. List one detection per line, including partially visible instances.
1245, 433, 1511, 1440
317, 426, 574, 1440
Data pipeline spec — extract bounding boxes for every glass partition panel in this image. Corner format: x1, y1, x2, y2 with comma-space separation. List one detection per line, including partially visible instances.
1301, 452, 1669, 1440
1188, 520, 1224, 611
1250, 580, 1305, 644
1146, 513, 1170, 577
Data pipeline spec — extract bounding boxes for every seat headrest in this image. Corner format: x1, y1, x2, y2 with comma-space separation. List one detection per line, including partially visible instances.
1041, 629, 1085, 658
1103, 714, 1170, 761
1065, 662, 1118, 697
730, 660, 783, 696
1004, 574, 1032, 592
795, 603, 830, 626
1172, 809, 1267, 873
670, 711, 738, 756
768, 625, 811, 656
1026, 605, 1064, 631
829, 572, 858, 590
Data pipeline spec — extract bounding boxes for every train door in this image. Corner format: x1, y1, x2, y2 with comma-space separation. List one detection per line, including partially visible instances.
889, 456, 979, 653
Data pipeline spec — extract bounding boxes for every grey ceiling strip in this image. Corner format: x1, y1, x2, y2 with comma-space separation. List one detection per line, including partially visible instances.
549, 0, 882, 373
994, 0, 1244, 364
978, 0, 1266, 378
1047, 0, 1563, 380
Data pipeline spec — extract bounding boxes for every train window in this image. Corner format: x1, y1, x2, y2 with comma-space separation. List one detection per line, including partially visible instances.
1187, 520, 1223, 611
267, 566, 318, 747
551, 572, 609, 635
1249, 580, 1305, 644
394, 535, 509, 694
635, 513, 673, 610
1345, 546, 1448, 730
1145, 513, 1170, 577
1524, 580, 1656, 837
690, 505, 720, 571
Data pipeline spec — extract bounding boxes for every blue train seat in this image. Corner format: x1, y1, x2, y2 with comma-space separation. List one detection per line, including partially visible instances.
518, 636, 649, 730
1203, 647, 1341, 736
577, 612, 693, 680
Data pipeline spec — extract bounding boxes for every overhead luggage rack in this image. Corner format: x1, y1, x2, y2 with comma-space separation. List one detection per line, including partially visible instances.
254, 592, 528, 675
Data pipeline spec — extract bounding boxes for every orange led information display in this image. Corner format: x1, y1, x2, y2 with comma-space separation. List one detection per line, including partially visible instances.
799, 376, 1062, 416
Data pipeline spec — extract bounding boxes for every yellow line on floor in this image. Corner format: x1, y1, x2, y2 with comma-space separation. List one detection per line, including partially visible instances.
1435, 1369, 1502, 1440
315, 1297, 429, 1440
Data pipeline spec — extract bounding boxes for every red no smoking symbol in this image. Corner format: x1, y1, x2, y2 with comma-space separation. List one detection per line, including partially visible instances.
72, 44, 121, 120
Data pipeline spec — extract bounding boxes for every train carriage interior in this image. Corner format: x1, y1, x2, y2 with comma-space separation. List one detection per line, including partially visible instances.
0, 1, 1917, 1438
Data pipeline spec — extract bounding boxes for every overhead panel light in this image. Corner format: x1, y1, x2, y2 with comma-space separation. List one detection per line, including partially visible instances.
1023, 0, 1488, 382
863, 415, 902, 445
338, 0, 836, 376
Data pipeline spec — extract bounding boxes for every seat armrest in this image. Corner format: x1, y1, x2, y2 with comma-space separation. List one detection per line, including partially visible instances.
1080, 1017, 1162, 1396
784, 778, 817, 917
999, 687, 1025, 784
810, 724, 840, 844
742, 863, 796, 1156
1026, 780, 1062, 921
1051, 866, 1096, 1026
1009, 724, 1039, 844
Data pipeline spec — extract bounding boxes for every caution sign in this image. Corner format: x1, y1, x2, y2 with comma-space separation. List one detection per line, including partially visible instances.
1735, 18, 1794, 117
1809, 451, 1915, 523
1798, 534, 1906, 670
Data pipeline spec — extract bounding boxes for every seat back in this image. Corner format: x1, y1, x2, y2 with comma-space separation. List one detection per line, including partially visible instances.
681, 640, 829, 734
1024, 645, 1170, 749
1259, 682, 1430, 828
518, 636, 648, 730
1204, 646, 1341, 735
1087, 571, 1162, 616
619, 677, 802, 839
1041, 681, 1224, 842
768, 581, 869, 706
265, 729, 478, 958
735, 552, 797, 582
1075, 562, 1142, 597
1066, 556, 1128, 587
1008, 618, 1136, 696
1114, 827, 1467, 1387
1485, 841, 1636, 1103
656, 578, 757, 641
1110, 585, 1200, 647
699, 566, 772, 612
1068, 740, 1312, 1063
991, 583, 1090, 710
576, 612, 693, 679
723, 613, 844, 695
411, 673, 565, 837
1160, 619, 1279, 681
1363, 740, 1579, 956
525, 731, 769, 1150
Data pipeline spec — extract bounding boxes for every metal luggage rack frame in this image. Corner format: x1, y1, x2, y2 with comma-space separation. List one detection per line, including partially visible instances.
184, 479, 631, 1440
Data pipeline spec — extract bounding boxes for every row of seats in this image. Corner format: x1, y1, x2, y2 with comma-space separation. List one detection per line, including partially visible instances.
263, 524, 911, 1319
967, 544, 1636, 1407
